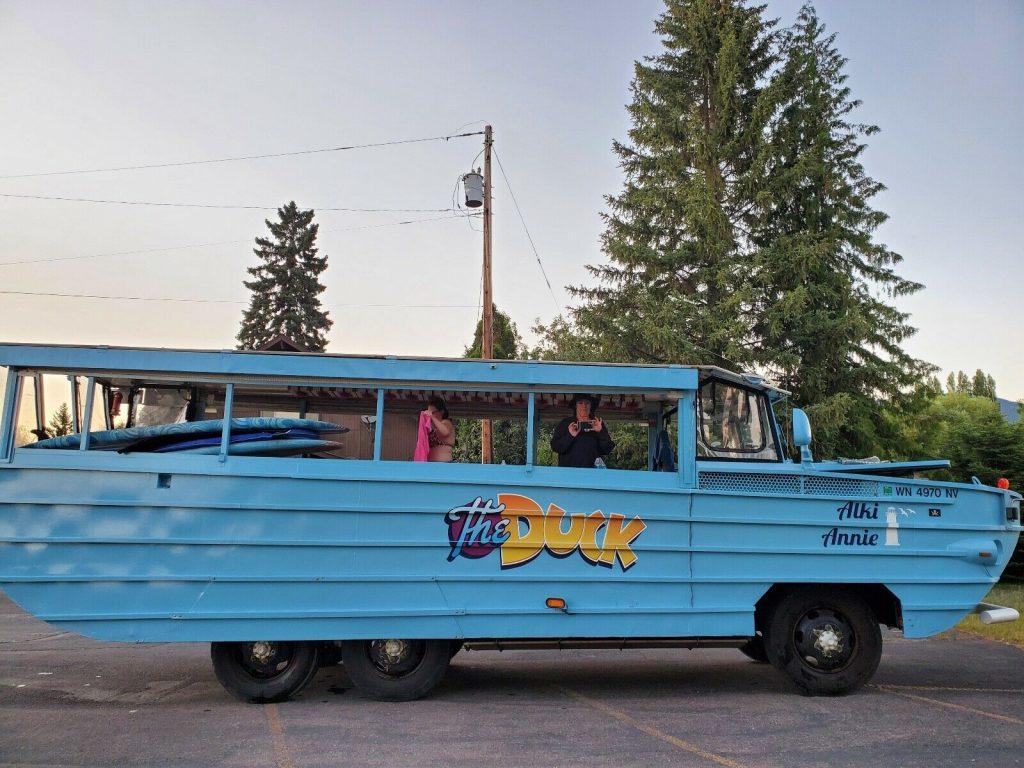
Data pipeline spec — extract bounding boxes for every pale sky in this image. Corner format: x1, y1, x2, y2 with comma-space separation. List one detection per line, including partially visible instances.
0, 1, 1021, 398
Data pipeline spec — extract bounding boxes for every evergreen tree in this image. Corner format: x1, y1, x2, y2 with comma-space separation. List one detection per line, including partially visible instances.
956, 371, 971, 393
47, 402, 74, 437
970, 369, 996, 399
562, 0, 778, 367
454, 306, 527, 466
464, 306, 523, 360
945, 369, 994, 397
237, 201, 332, 351
748, 4, 931, 458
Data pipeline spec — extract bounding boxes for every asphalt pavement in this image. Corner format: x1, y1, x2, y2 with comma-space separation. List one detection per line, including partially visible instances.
1, 592, 1022, 768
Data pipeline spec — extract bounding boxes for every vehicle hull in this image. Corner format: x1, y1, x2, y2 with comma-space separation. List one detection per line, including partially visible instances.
0, 452, 1018, 642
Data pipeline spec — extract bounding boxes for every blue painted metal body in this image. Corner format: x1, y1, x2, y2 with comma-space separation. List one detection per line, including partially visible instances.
0, 344, 1019, 644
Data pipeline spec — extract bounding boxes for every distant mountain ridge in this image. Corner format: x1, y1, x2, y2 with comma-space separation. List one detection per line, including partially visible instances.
998, 397, 1021, 424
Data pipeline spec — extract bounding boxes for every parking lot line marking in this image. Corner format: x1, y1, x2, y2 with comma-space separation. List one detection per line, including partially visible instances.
875, 685, 1024, 725
880, 684, 1024, 694
264, 703, 297, 768
557, 686, 746, 768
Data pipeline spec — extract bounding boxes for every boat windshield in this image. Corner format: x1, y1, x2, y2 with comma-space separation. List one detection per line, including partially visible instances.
697, 379, 780, 461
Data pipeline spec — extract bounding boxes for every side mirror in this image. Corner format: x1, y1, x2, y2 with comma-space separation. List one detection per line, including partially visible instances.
792, 408, 813, 463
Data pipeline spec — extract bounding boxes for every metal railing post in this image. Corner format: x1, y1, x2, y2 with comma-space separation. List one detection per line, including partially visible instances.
372, 388, 385, 461
526, 392, 536, 472
79, 377, 96, 451
0, 370, 20, 462
678, 392, 697, 488
219, 383, 234, 463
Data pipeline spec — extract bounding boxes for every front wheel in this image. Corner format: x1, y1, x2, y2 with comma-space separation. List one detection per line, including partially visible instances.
211, 641, 320, 703
764, 587, 881, 696
341, 639, 450, 701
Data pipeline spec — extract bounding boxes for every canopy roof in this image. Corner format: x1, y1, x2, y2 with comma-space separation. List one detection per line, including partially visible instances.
0, 343, 785, 397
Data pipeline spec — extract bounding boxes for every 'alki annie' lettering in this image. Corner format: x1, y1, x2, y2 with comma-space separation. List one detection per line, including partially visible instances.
836, 501, 879, 520
821, 527, 879, 548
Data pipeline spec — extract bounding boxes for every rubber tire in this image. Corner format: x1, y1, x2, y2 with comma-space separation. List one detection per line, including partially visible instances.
341, 640, 451, 702
210, 641, 320, 704
764, 587, 882, 696
738, 635, 769, 663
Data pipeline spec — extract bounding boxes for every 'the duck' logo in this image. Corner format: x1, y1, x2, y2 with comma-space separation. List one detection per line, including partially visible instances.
444, 493, 646, 571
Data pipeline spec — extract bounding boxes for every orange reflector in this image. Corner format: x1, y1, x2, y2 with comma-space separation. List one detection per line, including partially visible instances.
997, 478, 1010, 490
979, 551, 992, 558
546, 597, 566, 610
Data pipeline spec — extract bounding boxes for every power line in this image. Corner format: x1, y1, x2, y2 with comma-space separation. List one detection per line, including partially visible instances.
0, 191, 457, 213
0, 289, 479, 310
0, 239, 248, 268
0, 213, 479, 268
0, 131, 486, 181
491, 148, 561, 312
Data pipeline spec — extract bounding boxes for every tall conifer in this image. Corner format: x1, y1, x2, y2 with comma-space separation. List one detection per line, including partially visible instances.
749, 5, 930, 457
237, 201, 332, 352
455, 306, 526, 466
567, 0, 777, 367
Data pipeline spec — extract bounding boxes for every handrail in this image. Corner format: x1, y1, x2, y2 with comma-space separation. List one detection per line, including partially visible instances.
372, 388, 385, 461
0, 370, 19, 462
79, 377, 95, 452
218, 383, 234, 463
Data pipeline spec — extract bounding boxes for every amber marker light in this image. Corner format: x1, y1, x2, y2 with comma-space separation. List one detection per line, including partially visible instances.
546, 597, 567, 610
996, 478, 1010, 490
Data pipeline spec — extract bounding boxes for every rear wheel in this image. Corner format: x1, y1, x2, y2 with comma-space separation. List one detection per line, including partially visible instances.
210, 641, 320, 703
764, 587, 881, 696
341, 639, 450, 701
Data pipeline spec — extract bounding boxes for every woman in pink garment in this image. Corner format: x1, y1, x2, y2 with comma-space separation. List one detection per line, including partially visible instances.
423, 396, 455, 462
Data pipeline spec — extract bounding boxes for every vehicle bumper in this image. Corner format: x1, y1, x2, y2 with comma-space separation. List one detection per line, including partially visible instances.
972, 602, 1020, 625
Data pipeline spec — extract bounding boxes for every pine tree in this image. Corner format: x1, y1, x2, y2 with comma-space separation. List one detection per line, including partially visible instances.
47, 402, 74, 437
748, 4, 931, 458
970, 369, 996, 399
454, 306, 527, 465
464, 306, 523, 360
237, 201, 332, 352
956, 371, 971, 393
562, 0, 778, 367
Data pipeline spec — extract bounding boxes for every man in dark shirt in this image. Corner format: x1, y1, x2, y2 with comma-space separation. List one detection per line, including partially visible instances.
550, 394, 615, 468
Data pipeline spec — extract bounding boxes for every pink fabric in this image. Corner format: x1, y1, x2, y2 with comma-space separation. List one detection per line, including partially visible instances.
413, 411, 433, 462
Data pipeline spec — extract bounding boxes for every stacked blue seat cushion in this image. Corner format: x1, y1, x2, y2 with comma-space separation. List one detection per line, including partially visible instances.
26, 417, 347, 456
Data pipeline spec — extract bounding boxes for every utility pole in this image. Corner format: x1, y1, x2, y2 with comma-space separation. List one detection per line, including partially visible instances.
480, 124, 494, 464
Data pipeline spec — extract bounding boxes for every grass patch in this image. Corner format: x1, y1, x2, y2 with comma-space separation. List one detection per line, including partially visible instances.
956, 581, 1024, 647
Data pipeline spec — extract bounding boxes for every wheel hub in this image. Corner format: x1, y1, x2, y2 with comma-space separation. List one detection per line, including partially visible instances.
237, 641, 296, 680
382, 639, 408, 663
368, 639, 426, 676
812, 625, 843, 657
251, 641, 275, 664
793, 607, 855, 672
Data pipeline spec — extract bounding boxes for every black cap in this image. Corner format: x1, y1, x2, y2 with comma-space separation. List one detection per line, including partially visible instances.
570, 393, 600, 412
